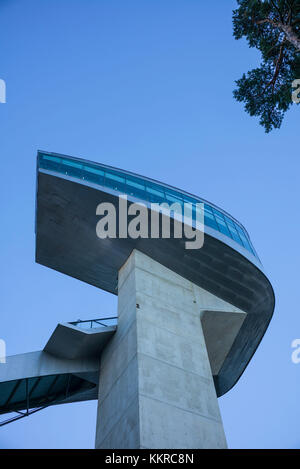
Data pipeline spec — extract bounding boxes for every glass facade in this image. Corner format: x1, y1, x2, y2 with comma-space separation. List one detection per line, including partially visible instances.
0, 373, 95, 415
38, 151, 258, 259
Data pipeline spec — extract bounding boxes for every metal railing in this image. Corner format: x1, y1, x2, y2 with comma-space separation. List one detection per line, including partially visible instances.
69, 316, 118, 330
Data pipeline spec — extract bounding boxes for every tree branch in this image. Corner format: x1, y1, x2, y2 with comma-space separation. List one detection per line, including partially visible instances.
268, 40, 286, 91
270, 0, 285, 23
257, 40, 286, 98
255, 17, 300, 50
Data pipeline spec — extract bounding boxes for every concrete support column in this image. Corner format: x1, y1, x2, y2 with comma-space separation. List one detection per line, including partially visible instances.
95, 250, 227, 449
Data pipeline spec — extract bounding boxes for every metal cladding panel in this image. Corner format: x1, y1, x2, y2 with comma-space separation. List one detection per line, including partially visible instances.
36, 171, 275, 397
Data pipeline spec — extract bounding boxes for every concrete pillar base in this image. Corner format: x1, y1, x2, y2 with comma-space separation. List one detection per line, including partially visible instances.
95, 250, 227, 449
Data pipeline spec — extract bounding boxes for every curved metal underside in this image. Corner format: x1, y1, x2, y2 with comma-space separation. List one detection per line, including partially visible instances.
36, 171, 275, 397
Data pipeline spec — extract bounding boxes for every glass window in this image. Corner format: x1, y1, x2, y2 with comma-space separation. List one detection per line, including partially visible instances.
29, 375, 55, 400
212, 208, 225, 219
0, 380, 17, 407
104, 171, 126, 193
183, 195, 199, 206
126, 187, 147, 200
39, 155, 61, 172
9, 379, 26, 405
61, 161, 83, 178
126, 177, 145, 190
212, 210, 230, 237
225, 216, 236, 227
84, 172, 105, 185
236, 229, 252, 251
216, 223, 231, 238
145, 185, 165, 203
105, 179, 126, 193
49, 374, 69, 396
82, 165, 105, 185
83, 165, 104, 176
105, 171, 125, 183
204, 209, 219, 231
62, 159, 82, 169
234, 223, 246, 236
42, 155, 61, 164
204, 204, 213, 212
165, 192, 183, 205
226, 223, 243, 245
146, 184, 165, 198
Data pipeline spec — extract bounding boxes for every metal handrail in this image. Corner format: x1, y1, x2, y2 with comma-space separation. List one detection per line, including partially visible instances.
69, 316, 118, 329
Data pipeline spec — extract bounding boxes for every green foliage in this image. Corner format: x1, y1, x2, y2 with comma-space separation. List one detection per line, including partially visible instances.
233, 0, 300, 132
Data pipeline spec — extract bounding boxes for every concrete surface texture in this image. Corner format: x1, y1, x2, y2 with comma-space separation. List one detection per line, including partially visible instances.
44, 322, 116, 359
0, 351, 100, 383
95, 249, 230, 449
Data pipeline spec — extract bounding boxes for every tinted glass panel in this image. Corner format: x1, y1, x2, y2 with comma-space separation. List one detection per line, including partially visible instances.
38, 152, 258, 259
105, 171, 125, 183
126, 177, 145, 190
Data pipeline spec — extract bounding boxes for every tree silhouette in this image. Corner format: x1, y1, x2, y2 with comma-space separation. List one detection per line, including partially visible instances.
233, 0, 300, 132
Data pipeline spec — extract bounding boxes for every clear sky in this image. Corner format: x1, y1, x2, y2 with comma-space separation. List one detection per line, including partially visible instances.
0, 0, 299, 449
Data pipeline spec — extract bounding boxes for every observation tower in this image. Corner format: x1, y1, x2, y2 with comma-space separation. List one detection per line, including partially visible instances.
0, 150, 275, 448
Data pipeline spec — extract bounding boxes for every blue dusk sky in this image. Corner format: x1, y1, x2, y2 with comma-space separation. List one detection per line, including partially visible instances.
0, 0, 299, 449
